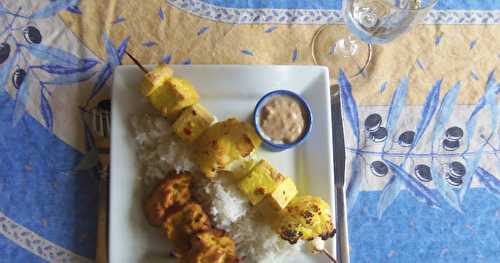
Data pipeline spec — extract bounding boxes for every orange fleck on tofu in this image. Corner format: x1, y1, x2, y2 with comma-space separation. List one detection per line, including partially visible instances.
172, 104, 215, 144
238, 160, 284, 205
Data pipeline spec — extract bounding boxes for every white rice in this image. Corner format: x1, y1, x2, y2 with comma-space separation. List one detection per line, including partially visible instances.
130, 113, 300, 262
130, 114, 196, 184
203, 177, 250, 229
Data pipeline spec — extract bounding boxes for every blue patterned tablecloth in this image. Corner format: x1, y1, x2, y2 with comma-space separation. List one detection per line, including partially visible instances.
0, 0, 498, 262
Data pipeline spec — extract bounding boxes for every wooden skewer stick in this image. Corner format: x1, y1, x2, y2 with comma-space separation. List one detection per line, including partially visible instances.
125, 50, 148, 73
321, 249, 338, 263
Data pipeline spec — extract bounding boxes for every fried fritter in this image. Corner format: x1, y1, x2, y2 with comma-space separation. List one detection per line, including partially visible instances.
275, 196, 336, 244
181, 229, 239, 263
194, 118, 261, 178
163, 202, 211, 252
143, 172, 192, 226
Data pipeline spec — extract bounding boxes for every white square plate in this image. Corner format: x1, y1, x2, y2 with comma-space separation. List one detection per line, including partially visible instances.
110, 65, 334, 263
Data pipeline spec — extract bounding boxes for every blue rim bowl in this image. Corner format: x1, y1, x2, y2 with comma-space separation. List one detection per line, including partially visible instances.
253, 90, 313, 152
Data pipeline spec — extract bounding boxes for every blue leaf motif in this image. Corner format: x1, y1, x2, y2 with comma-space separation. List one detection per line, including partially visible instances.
87, 63, 112, 102
461, 151, 482, 202
0, 49, 18, 90
103, 34, 120, 66
378, 81, 388, 93
291, 48, 298, 62
162, 54, 172, 64
469, 40, 477, 49
159, 8, 165, 20
115, 37, 129, 63
383, 77, 409, 153
43, 71, 96, 86
483, 79, 498, 134
32, 62, 97, 75
30, 0, 80, 18
142, 41, 157, 48
435, 33, 443, 46
112, 16, 126, 24
197, 26, 209, 36
82, 58, 100, 67
411, 80, 442, 149
241, 49, 254, 56
181, 58, 192, 65
476, 167, 500, 198
464, 98, 486, 152
430, 165, 463, 213
338, 70, 360, 147
0, 3, 9, 15
346, 155, 363, 212
416, 59, 426, 70
377, 175, 404, 219
460, 70, 498, 201
470, 70, 480, 81
24, 44, 83, 66
385, 160, 440, 208
430, 81, 461, 145
40, 91, 53, 131
13, 71, 32, 126
66, 5, 81, 14
264, 26, 277, 33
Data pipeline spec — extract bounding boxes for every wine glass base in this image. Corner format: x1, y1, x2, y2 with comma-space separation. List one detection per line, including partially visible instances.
311, 25, 372, 82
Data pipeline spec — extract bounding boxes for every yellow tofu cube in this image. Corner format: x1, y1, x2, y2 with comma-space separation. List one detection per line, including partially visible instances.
194, 118, 261, 178
255, 176, 297, 219
227, 159, 258, 180
149, 84, 171, 117
239, 160, 285, 205
164, 78, 200, 119
268, 177, 298, 210
172, 104, 215, 144
138, 64, 173, 97
148, 77, 200, 119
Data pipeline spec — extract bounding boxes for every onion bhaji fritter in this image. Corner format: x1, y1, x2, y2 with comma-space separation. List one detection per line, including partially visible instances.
163, 202, 211, 252
181, 229, 239, 263
144, 172, 192, 226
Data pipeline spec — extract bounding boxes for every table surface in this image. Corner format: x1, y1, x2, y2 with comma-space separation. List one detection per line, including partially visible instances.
0, 1, 498, 263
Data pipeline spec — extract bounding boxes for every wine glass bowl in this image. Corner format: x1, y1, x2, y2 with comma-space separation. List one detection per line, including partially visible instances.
312, 0, 438, 80
345, 0, 438, 44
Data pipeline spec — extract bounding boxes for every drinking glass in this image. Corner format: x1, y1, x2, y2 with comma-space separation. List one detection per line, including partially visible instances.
312, 0, 438, 80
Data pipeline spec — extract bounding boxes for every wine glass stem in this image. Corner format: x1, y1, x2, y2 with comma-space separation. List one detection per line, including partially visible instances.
334, 34, 372, 76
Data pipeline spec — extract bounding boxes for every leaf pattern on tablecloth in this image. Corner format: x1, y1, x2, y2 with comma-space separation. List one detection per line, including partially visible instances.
351, 73, 499, 215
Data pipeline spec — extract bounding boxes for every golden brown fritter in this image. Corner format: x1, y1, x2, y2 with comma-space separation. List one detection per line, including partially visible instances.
275, 196, 336, 244
181, 230, 239, 263
163, 202, 211, 252
143, 172, 192, 226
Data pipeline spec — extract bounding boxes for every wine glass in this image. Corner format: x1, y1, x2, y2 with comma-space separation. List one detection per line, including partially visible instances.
312, 0, 438, 80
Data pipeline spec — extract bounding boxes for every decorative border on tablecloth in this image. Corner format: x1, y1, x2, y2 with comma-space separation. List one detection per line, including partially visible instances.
0, 212, 92, 263
166, 0, 500, 25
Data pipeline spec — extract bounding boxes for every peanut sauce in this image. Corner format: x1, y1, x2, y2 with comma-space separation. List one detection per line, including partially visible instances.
260, 95, 306, 144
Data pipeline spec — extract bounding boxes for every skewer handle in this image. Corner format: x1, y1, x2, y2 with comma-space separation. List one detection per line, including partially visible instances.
125, 50, 148, 73
322, 249, 338, 263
